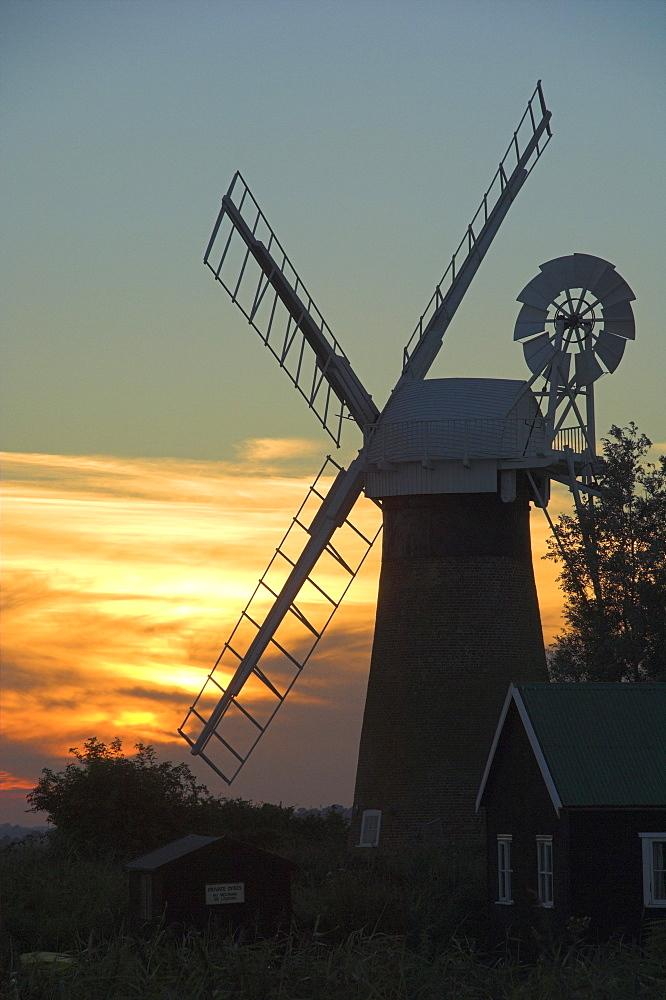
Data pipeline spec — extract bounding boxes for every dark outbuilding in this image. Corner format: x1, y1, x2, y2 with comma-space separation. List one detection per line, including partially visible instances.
125, 834, 292, 932
476, 683, 666, 942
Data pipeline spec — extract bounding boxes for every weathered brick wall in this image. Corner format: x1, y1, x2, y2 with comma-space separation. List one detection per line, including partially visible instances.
349, 481, 548, 850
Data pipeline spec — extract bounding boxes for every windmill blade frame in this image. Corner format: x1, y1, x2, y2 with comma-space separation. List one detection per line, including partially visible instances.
204, 172, 378, 444
179, 456, 381, 780
401, 80, 552, 381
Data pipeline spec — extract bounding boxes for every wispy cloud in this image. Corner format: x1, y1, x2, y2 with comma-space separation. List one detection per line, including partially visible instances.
235, 438, 324, 464
0, 772, 35, 792
0, 446, 381, 812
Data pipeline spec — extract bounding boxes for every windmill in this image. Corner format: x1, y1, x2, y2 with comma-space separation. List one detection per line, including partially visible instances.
179, 82, 630, 846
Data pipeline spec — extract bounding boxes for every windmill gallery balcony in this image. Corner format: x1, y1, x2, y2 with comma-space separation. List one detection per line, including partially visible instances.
363, 377, 561, 500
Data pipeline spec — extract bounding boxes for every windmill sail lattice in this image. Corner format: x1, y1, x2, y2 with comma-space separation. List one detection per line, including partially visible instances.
180, 84, 555, 819
204, 173, 378, 445
180, 458, 381, 782
402, 81, 551, 379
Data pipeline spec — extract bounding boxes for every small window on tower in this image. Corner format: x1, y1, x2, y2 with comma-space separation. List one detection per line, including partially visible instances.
359, 809, 381, 847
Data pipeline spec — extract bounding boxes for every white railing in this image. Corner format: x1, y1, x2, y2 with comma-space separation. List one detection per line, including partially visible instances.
553, 426, 588, 455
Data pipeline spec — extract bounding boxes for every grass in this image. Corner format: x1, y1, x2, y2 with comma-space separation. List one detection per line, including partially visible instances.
2, 836, 665, 999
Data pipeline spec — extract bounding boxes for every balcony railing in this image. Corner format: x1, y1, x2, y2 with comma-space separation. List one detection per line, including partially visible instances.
553, 426, 589, 455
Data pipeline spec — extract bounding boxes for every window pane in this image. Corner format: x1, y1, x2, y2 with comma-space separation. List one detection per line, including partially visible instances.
498, 844, 505, 898
537, 839, 553, 905
653, 841, 666, 901
139, 873, 152, 920
360, 810, 381, 846
497, 839, 512, 902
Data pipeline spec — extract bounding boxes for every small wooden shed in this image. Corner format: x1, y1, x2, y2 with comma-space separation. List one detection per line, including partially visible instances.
476, 682, 666, 941
125, 834, 292, 932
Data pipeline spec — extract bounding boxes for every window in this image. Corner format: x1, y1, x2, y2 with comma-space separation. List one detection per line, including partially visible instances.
640, 834, 666, 907
359, 809, 381, 847
497, 836, 513, 904
536, 836, 553, 907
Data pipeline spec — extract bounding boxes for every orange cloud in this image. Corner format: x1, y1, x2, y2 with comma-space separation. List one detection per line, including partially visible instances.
1, 448, 378, 751
236, 438, 324, 463
0, 772, 35, 791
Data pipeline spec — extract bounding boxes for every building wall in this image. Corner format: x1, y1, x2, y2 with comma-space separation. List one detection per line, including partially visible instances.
481, 701, 567, 943
567, 808, 666, 938
365, 457, 499, 498
350, 481, 548, 849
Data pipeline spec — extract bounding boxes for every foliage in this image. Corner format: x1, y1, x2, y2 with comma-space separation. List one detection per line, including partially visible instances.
26, 738, 350, 861
27, 738, 214, 860
197, 797, 349, 858
294, 844, 486, 947
546, 423, 666, 681
0, 837, 125, 952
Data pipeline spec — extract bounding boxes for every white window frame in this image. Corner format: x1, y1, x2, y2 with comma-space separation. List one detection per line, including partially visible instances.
496, 835, 513, 904
358, 809, 381, 847
536, 836, 553, 907
639, 833, 666, 908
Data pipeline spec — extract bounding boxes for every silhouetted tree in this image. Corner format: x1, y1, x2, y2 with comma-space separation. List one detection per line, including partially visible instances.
28, 737, 349, 860
546, 424, 666, 682
27, 737, 211, 859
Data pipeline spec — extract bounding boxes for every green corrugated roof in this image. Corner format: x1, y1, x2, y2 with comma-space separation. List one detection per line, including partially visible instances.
515, 683, 666, 807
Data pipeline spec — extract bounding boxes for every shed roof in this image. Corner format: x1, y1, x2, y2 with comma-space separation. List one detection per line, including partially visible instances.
125, 834, 220, 871
477, 683, 666, 814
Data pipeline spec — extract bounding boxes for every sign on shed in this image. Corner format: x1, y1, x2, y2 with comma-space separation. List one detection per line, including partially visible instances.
205, 882, 245, 905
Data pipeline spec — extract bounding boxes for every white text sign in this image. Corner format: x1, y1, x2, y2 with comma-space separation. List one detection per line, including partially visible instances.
205, 882, 245, 905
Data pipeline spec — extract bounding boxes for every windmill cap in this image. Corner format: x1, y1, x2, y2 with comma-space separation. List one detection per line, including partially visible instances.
364, 378, 545, 497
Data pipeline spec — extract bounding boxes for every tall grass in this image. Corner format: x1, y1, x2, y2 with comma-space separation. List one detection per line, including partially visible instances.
2, 836, 665, 999
1, 836, 125, 953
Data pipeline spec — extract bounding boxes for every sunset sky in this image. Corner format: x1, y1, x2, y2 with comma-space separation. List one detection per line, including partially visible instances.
2, 1, 665, 825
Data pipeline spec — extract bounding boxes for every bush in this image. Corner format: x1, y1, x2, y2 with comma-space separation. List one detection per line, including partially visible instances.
27, 738, 352, 862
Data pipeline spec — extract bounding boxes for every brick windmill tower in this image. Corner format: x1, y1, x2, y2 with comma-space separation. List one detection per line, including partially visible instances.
351, 377, 550, 846
180, 84, 565, 844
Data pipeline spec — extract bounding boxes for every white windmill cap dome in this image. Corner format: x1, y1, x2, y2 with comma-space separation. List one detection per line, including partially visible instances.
379, 378, 532, 424
365, 377, 546, 498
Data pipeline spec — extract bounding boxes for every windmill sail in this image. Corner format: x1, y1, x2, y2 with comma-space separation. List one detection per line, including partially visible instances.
402, 81, 552, 380
204, 173, 378, 444
179, 457, 381, 781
